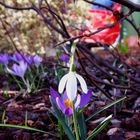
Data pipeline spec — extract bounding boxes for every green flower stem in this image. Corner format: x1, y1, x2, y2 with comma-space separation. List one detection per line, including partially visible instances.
69, 41, 77, 72
72, 102, 79, 140
70, 55, 75, 72
22, 77, 31, 93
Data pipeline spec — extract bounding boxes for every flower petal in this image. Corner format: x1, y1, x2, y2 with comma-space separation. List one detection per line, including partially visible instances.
19, 61, 27, 75
50, 87, 61, 103
58, 74, 69, 94
62, 91, 68, 100
13, 52, 23, 62
76, 73, 88, 94
12, 64, 21, 77
66, 72, 77, 101
79, 89, 92, 108
75, 94, 81, 109
33, 55, 42, 67
0, 53, 9, 65
56, 97, 66, 113
65, 107, 73, 116
6, 67, 17, 76
59, 54, 69, 63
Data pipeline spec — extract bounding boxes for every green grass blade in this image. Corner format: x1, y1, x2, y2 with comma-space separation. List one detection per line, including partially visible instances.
86, 96, 126, 122
25, 111, 28, 126
0, 123, 51, 134
86, 115, 112, 140
86, 121, 109, 140
1, 110, 6, 124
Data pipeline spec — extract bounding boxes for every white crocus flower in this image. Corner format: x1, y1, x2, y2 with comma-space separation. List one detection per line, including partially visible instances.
58, 71, 88, 101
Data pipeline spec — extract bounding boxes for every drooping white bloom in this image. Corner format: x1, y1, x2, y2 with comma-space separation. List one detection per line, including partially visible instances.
58, 71, 88, 101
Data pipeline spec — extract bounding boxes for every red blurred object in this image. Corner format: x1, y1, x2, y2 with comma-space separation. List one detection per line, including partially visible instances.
81, 3, 121, 45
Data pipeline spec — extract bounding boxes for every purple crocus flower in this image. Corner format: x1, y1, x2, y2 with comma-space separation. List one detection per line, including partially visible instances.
50, 88, 92, 116
59, 54, 69, 63
6, 60, 28, 78
12, 52, 24, 62
0, 53, 9, 65
24, 55, 34, 65
33, 55, 42, 67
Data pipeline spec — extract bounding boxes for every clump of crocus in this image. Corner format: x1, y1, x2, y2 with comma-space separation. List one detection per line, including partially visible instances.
0, 51, 43, 92
6, 60, 30, 92
50, 88, 92, 116
11, 51, 42, 68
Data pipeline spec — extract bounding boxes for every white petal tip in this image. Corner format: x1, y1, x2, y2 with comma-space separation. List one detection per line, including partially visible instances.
83, 88, 88, 94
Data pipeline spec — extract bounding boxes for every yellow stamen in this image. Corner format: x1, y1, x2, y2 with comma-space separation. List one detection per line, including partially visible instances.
64, 99, 72, 108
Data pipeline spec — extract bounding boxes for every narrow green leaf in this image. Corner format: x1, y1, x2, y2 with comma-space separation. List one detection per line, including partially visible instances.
25, 111, 28, 126
86, 96, 126, 122
77, 112, 87, 140
0, 124, 52, 135
58, 121, 64, 140
50, 97, 75, 140
86, 115, 112, 140
1, 110, 6, 123
86, 121, 109, 140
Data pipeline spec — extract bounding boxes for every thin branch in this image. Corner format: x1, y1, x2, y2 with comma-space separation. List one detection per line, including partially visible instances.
32, 4, 68, 38
54, 9, 134, 47
0, 1, 69, 39
41, 6, 70, 38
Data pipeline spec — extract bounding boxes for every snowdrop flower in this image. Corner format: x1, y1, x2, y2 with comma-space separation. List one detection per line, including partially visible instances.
58, 71, 88, 101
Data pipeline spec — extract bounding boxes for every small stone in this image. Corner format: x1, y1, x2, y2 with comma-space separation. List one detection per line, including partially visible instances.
33, 103, 45, 109
107, 127, 125, 140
